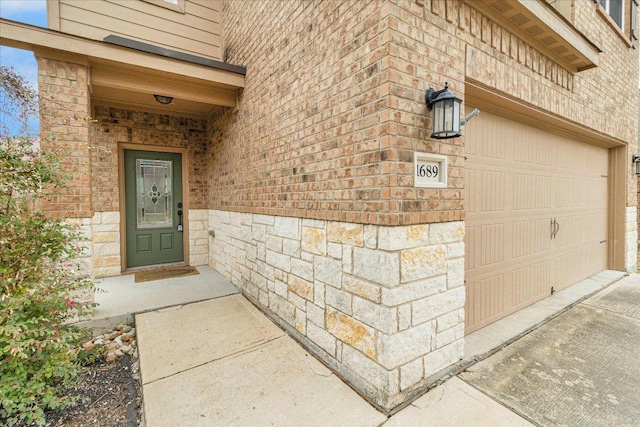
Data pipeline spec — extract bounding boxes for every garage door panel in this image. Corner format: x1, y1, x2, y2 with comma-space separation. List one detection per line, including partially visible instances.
477, 274, 505, 324
511, 265, 533, 306
555, 177, 584, 208
553, 254, 572, 290
587, 179, 607, 207
533, 261, 552, 297
480, 128, 507, 159
568, 215, 584, 245
585, 244, 607, 275
533, 219, 552, 253
465, 226, 476, 271
466, 169, 477, 213
480, 171, 505, 212
465, 110, 608, 334
511, 262, 550, 309
554, 251, 586, 291
512, 220, 533, 259
513, 173, 553, 211
480, 224, 505, 266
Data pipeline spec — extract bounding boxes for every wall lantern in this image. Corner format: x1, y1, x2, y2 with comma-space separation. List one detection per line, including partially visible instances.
425, 82, 479, 139
633, 154, 640, 175
154, 94, 174, 105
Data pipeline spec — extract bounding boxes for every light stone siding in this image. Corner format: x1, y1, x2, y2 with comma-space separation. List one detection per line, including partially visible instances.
91, 211, 122, 278
189, 209, 209, 266
626, 206, 637, 272
208, 209, 465, 409
88, 209, 208, 277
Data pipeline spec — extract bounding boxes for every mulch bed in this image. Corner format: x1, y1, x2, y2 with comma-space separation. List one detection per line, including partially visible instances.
4, 355, 140, 427
44, 355, 139, 427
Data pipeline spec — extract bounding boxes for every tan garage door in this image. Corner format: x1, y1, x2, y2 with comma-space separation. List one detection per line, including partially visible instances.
464, 111, 608, 334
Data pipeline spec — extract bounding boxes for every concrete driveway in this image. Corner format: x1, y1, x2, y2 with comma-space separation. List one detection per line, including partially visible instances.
132, 270, 636, 426
459, 275, 640, 427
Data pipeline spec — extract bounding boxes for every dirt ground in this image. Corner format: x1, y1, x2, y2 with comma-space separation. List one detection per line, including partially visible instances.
4, 355, 140, 427
44, 355, 140, 427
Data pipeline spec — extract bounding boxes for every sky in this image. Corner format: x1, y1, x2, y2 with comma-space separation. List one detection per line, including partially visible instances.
0, 0, 47, 135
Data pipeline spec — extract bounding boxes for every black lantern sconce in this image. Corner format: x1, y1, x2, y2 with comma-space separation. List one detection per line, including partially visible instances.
425, 82, 479, 139
632, 154, 640, 175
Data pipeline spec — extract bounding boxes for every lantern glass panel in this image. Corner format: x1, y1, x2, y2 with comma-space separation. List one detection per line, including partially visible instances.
443, 100, 454, 132
433, 103, 443, 134
453, 99, 460, 133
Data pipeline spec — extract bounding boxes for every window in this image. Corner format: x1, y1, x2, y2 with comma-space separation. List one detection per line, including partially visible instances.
599, 0, 624, 29
142, 0, 185, 13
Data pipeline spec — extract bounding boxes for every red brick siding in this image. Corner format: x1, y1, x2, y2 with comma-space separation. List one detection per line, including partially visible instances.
91, 105, 208, 211
38, 57, 92, 218
209, 0, 464, 226
211, 0, 637, 225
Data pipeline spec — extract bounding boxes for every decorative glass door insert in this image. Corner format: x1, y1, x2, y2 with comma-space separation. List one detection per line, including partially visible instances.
136, 159, 173, 229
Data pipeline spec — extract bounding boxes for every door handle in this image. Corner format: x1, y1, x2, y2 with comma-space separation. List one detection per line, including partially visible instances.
177, 203, 183, 232
550, 218, 559, 240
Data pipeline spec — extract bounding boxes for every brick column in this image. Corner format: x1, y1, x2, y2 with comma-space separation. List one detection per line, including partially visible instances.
37, 56, 92, 218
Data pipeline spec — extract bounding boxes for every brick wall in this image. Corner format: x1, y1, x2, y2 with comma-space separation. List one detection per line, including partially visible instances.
212, 0, 637, 224
38, 57, 92, 218
90, 105, 209, 211
210, 0, 464, 226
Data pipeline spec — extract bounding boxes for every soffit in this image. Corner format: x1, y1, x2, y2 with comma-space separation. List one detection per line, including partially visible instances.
0, 19, 244, 116
465, 0, 601, 72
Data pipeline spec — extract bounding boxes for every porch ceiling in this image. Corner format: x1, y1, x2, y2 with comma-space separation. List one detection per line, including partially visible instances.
0, 18, 245, 117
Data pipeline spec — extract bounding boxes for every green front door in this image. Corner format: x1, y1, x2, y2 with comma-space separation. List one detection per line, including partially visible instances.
124, 150, 184, 268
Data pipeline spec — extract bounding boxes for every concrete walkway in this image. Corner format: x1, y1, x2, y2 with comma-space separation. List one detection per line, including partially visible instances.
136, 293, 533, 427
118, 267, 628, 426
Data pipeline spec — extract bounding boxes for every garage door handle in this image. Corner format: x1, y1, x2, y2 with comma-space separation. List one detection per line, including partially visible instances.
551, 218, 560, 239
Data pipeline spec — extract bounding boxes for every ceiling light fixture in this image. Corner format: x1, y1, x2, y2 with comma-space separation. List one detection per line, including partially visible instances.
153, 94, 174, 105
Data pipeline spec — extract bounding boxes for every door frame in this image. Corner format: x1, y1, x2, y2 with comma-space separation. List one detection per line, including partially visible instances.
118, 143, 190, 272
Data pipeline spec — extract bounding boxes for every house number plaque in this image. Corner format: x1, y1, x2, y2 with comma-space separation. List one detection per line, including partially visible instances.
414, 152, 447, 188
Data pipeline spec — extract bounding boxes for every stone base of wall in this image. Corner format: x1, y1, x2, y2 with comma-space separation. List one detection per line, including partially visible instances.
88, 209, 209, 277
91, 211, 122, 278
208, 210, 465, 410
189, 209, 209, 266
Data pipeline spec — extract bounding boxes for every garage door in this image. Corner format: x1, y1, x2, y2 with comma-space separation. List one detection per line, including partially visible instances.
464, 110, 608, 334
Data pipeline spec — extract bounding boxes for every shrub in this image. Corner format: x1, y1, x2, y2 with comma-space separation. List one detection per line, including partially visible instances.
0, 66, 95, 426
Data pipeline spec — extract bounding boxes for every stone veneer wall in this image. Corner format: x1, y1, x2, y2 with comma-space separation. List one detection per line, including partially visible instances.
91, 212, 121, 278
208, 209, 465, 409
188, 209, 209, 266
88, 209, 209, 278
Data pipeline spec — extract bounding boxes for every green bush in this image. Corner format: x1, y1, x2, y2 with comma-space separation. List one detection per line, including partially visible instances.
0, 66, 95, 426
